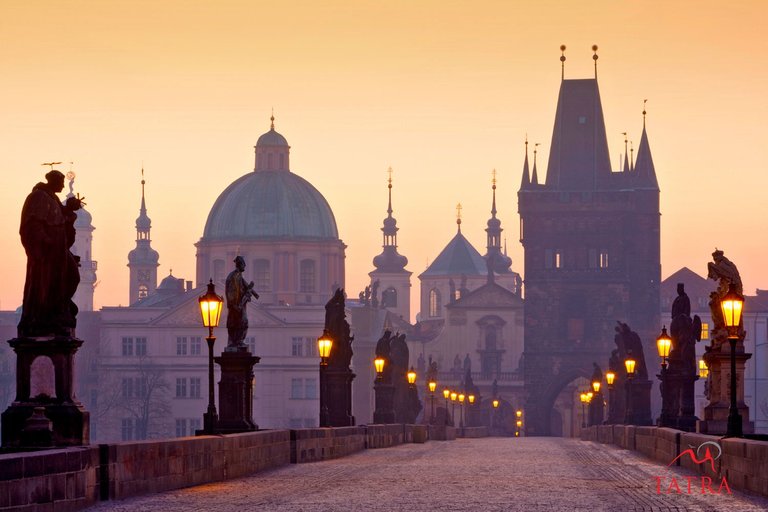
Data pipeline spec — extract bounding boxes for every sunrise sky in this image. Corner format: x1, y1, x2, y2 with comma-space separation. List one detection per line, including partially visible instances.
1, 1, 766, 320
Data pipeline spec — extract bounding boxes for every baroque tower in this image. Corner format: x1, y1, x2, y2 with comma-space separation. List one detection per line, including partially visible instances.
67, 173, 97, 311
518, 48, 661, 435
127, 170, 159, 305
369, 168, 411, 320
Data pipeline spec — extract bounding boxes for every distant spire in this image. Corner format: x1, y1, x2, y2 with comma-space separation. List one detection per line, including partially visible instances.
643, 99, 648, 129
634, 104, 658, 189
456, 203, 462, 233
491, 169, 497, 217
519, 137, 530, 190
630, 141, 635, 172
270, 109, 275, 130
372, 166, 408, 272
621, 133, 629, 172
531, 143, 540, 185
592, 44, 599, 79
140, 166, 147, 215
387, 166, 393, 217
560, 45, 567, 80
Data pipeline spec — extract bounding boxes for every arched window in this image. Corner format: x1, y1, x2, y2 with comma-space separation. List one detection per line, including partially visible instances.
253, 259, 270, 290
485, 325, 497, 351
429, 288, 441, 317
300, 259, 315, 293
382, 287, 397, 307
138, 284, 148, 300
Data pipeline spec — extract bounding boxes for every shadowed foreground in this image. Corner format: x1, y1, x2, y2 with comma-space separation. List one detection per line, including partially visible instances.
90, 437, 768, 512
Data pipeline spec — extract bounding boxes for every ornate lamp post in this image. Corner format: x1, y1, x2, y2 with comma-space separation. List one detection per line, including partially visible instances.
516, 418, 523, 436
198, 280, 224, 435
624, 356, 637, 424
579, 392, 588, 429
491, 399, 499, 431
443, 388, 450, 425
605, 370, 616, 424
407, 367, 417, 387
458, 393, 466, 434
373, 356, 395, 424
656, 326, 675, 427
428, 379, 437, 424
590, 378, 602, 427
721, 284, 744, 437
318, 330, 333, 427
450, 392, 457, 426
467, 394, 475, 428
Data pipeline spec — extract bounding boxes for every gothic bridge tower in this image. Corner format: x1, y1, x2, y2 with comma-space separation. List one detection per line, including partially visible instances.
518, 47, 661, 436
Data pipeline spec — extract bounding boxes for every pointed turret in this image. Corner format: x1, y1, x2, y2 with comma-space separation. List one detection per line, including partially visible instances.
372, 167, 408, 273
531, 143, 540, 185
128, 169, 160, 304
634, 112, 658, 189
485, 170, 512, 280
519, 139, 530, 190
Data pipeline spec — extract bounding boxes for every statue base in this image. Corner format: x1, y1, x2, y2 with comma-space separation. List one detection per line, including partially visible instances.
326, 368, 356, 427
373, 381, 395, 424
698, 342, 753, 435
627, 379, 653, 426
214, 349, 260, 433
1, 336, 90, 448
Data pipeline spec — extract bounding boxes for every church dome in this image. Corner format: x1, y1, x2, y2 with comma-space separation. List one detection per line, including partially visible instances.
256, 128, 289, 147
202, 170, 339, 241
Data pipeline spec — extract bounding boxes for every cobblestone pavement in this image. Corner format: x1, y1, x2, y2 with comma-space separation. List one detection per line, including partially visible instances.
91, 438, 768, 512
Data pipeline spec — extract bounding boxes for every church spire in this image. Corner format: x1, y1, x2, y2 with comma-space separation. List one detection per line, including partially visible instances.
622, 133, 630, 172
519, 138, 530, 190
372, 167, 408, 273
128, 167, 160, 304
136, 167, 151, 239
634, 101, 658, 189
485, 171, 512, 280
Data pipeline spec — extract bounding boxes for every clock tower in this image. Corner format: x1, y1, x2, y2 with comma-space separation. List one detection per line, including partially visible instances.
127, 170, 159, 304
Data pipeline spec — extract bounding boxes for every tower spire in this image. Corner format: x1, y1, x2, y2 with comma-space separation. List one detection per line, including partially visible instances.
372, 166, 408, 274
491, 168, 497, 217
456, 203, 462, 233
532, 143, 540, 185
630, 141, 635, 172
622, 132, 629, 172
270, 108, 275, 130
485, 169, 512, 281
387, 166, 393, 217
592, 44, 599, 79
519, 137, 530, 190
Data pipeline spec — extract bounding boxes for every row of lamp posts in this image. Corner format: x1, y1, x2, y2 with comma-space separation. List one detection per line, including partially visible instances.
590, 285, 743, 437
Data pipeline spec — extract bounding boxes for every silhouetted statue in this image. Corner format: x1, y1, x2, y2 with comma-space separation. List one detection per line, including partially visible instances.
670, 283, 701, 374
18, 170, 83, 338
615, 322, 648, 380
591, 362, 603, 385
707, 249, 743, 347
463, 353, 471, 372
417, 352, 425, 373
225, 256, 259, 349
370, 280, 380, 308
375, 330, 393, 382
325, 288, 353, 369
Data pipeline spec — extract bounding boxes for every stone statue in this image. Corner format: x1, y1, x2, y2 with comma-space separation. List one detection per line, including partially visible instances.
707, 249, 743, 346
670, 283, 701, 374
370, 280, 380, 309
591, 362, 603, 385
225, 256, 259, 349
463, 353, 471, 372
417, 352, 425, 373
608, 349, 620, 374
375, 330, 393, 382
614, 321, 648, 380
325, 288, 353, 369
18, 170, 83, 338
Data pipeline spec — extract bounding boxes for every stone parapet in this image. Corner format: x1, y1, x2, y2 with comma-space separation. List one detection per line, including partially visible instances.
290, 426, 365, 463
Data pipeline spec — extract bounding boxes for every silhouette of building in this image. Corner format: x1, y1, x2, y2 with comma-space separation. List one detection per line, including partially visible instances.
519, 53, 661, 436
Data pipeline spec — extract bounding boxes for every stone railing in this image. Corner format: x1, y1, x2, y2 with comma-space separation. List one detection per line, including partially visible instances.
0, 423, 459, 511
581, 425, 768, 498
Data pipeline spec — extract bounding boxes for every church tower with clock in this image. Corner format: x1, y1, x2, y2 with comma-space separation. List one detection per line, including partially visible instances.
127, 171, 160, 305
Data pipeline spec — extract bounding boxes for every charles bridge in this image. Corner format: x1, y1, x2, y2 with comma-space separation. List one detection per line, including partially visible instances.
3, 422, 768, 511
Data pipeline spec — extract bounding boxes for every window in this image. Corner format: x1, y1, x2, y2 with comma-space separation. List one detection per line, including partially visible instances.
578, 116, 587, 124
121, 378, 133, 399
291, 337, 304, 357
254, 259, 271, 291
135, 377, 147, 399
382, 287, 397, 307
556, 251, 562, 269
305, 337, 316, 358
176, 337, 188, 356
429, 289, 441, 318
121, 418, 134, 441
190, 337, 202, 356
122, 337, 133, 356
175, 419, 187, 438
136, 337, 147, 356
175, 378, 187, 398
567, 318, 585, 343
138, 285, 148, 300
300, 259, 316, 293
305, 378, 317, 399
599, 252, 609, 269
290, 378, 303, 399
545, 249, 562, 269
701, 323, 709, 340
189, 418, 201, 435
190, 377, 201, 399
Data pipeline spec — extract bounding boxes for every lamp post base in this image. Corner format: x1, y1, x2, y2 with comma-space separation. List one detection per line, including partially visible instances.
201, 408, 218, 435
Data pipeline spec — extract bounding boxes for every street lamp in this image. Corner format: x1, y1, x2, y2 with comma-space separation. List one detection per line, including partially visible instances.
318, 329, 333, 427
580, 392, 588, 428
721, 283, 744, 437
428, 379, 437, 424
624, 356, 636, 425
198, 279, 223, 435
491, 399, 499, 430
605, 371, 616, 388
591, 380, 601, 394
450, 392, 457, 426
516, 409, 522, 419
656, 326, 672, 370
458, 393, 466, 433
443, 388, 450, 425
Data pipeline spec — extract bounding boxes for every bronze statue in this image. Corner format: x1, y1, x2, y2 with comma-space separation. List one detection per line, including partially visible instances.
18, 170, 83, 338
225, 256, 259, 349
670, 283, 701, 374
325, 288, 353, 369
707, 249, 743, 346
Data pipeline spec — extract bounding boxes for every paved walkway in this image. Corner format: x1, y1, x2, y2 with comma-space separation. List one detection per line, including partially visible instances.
91, 438, 768, 512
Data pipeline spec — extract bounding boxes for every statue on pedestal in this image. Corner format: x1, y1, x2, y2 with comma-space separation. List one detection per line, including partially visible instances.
225, 256, 259, 350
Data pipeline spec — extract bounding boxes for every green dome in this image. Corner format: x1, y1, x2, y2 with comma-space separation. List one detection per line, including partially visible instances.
202, 170, 339, 241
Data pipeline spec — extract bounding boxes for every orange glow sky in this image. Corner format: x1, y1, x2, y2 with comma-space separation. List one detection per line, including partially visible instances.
1, 1, 766, 320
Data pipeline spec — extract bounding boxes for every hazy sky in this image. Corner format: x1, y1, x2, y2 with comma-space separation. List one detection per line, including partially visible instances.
1, 1, 766, 320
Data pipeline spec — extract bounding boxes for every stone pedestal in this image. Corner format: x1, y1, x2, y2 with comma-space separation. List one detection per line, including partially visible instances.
697, 342, 754, 435
214, 348, 260, 434
326, 368, 355, 427
589, 391, 604, 426
607, 385, 624, 424
626, 379, 652, 426
1, 336, 89, 448
373, 380, 395, 424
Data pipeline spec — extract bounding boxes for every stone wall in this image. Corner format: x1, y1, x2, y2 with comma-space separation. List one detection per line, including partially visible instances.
0, 446, 100, 511
290, 427, 366, 463
582, 425, 768, 498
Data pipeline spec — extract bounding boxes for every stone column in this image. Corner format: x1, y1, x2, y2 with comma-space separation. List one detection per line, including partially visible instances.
698, 338, 754, 434
214, 349, 260, 433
